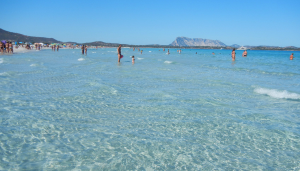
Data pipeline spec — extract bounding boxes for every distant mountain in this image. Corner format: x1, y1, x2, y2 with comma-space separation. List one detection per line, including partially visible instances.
230, 44, 240, 48
0, 28, 61, 43
83, 41, 120, 47
170, 37, 226, 47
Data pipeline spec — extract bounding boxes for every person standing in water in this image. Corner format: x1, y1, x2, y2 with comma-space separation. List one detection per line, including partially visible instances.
0, 42, 3, 53
232, 48, 236, 61
9, 42, 13, 54
57, 44, 59, 51
5, 42, 9, 53
81, 45, 84, 54
85, 45, 87, 55
117, 45, 122, 62
242, 50, 247, 57
290, 53, 294, 60
132, 55, 135, 64
167, 49, 170, 55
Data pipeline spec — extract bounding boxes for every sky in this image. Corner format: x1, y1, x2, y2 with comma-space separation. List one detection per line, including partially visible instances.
2, 0, 300, 47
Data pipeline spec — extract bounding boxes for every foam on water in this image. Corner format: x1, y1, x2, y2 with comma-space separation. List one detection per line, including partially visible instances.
0, 72, 7, 76
0, 58, 3, 63
164, 61, 173, 64
78, 58, 85, 61
254, 87, 300, 99
137, 58, 143, 60
30, 63, 38, 67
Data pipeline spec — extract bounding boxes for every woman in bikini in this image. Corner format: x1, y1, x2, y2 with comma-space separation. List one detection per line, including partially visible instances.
232, 48, 236, 61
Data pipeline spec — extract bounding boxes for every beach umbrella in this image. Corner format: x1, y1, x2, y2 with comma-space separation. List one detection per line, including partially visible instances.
1, 40, 7, 44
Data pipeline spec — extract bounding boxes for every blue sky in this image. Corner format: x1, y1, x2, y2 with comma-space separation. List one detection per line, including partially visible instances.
2, 0, 300, 46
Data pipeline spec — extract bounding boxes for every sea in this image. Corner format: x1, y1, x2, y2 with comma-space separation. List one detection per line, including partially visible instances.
0, 48, 299, 170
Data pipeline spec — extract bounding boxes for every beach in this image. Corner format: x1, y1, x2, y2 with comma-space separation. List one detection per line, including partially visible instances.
0, 48, 299, 170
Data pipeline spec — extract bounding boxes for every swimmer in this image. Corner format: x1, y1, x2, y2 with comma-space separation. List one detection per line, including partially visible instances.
290, 53, 294, 60
141, 50, 143, 54
212, 52, 215, 55
132, 55, 135, 64
117, 44, 122, 62
232, 48, 236, 61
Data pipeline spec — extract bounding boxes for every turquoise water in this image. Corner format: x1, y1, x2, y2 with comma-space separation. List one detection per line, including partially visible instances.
0, 48, 300, 170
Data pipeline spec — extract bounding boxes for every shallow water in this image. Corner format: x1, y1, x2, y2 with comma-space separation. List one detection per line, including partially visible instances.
0, 48, 300, 170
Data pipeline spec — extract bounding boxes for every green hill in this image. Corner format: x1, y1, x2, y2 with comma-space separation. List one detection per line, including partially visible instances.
0, 28, 61, 43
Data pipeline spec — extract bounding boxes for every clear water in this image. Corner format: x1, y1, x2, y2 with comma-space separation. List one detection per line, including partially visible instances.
0, 48, 300, 170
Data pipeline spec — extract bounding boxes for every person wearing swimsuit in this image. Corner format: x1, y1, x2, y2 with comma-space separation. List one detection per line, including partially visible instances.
290, 53, 294, 60
242, 50, 247, 57
8, 42, 12, 53
117, 45, 122, 62
11, 42, 13, 54
0, 42, 3, 53
81, 45, 84, 54
5, 42, 9, 53
232, 48, 236, 61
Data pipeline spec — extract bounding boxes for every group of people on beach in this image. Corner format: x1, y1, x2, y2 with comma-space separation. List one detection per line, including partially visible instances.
35, 43, 43, 50
0, 41, 14, 54
51, 45, 60, 51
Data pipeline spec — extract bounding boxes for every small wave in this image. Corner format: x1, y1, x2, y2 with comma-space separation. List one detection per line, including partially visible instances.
254, 87, 300, 99
92, 52, 96, 53
149, 51, 152, 52
30, 64, 38, 67
78, 58, 85, 61
137, 58, 144, 60
0, 72, 8, 76
164, 61, 173, 64
0, 58, 3, 64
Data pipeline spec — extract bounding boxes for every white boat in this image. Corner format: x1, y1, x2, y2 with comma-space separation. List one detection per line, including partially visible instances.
237, 46, 247, 50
